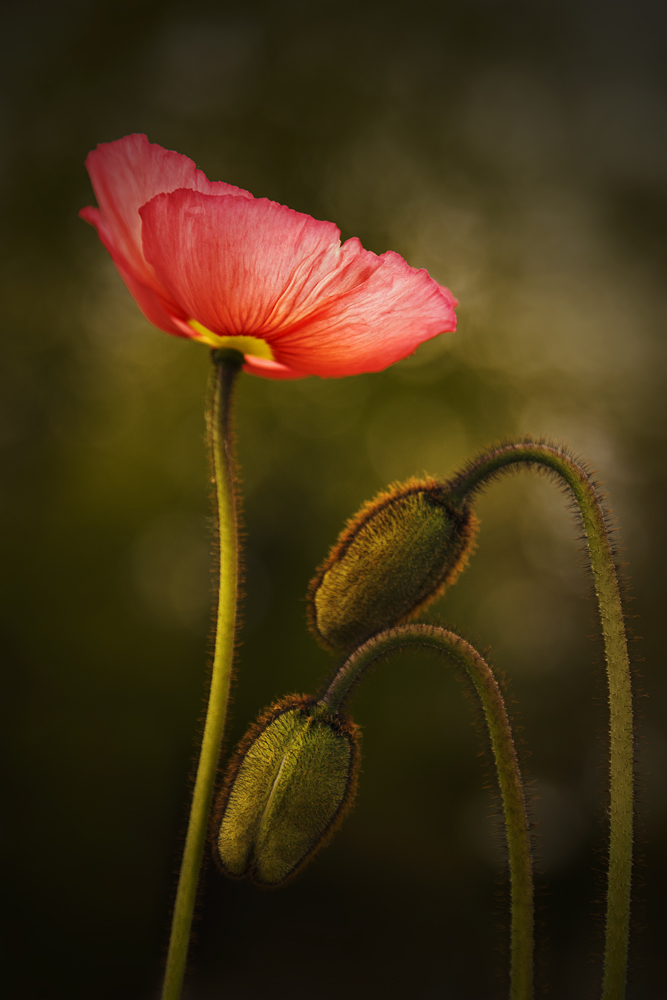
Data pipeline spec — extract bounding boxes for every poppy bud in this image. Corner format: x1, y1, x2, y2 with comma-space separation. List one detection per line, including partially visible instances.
308, 477, 478, 652
215, 696, 360, 887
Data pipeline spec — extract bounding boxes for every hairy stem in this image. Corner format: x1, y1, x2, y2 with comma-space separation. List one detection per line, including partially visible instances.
321, 623, 533, 1000
161, 349, 243, 1000
448, 440, 632, 1000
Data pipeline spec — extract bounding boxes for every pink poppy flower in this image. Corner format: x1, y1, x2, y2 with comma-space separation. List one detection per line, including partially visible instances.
80, 134, 457, 380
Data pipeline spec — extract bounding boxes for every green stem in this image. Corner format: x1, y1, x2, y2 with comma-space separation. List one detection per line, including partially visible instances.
447, 440, 633, 1000
161, 349, 244, 1000
321, 623, 534, 1000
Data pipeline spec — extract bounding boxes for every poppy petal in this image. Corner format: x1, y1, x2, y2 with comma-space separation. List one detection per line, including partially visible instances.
82, 136, 459, 378
269, 250, 458, 377
83, 134, 250, 291
139, 189, 380, 341
241, 356, 307, 380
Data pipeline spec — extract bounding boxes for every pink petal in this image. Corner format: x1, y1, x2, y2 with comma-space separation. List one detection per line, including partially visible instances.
241, 356, 306, 380
82, 136, 458, 377
269, 250, 458, 377
139, 189, 379, 340
82, 134, 250, 293
140, 188, 456, 376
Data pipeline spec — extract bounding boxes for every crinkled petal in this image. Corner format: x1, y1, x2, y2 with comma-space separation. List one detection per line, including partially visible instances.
139, 190, 382, 339
81, 136, 459, 376
241, 356, 307, 380
269, 250, 458, 377
82, 134, 250, 291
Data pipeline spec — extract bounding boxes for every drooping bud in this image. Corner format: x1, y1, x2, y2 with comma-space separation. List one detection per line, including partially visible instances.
214, 695, 360, 887
307, 477, 478, 653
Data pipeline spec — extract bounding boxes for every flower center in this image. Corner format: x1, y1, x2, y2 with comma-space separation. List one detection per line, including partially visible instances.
188, 319, 275, 360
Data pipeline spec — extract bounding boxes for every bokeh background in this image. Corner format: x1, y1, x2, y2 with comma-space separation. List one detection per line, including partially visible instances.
2, 1, 666, 997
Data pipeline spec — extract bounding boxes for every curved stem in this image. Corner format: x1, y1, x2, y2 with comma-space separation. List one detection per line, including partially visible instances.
448, 440, 632, 1000
321, 623, 534, 1000
161, 349, 244, 1000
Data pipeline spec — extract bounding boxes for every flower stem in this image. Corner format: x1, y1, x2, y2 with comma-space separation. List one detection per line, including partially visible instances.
320, 623, 534, 1000
160, 348, 244, 1000
447, 440, 633, 1000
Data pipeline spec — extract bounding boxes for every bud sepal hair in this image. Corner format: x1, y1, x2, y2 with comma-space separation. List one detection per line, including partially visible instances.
213, 695, 361, 887
307, 477, 478, 653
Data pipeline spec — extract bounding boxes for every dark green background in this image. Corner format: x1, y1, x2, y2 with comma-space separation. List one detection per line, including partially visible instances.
2, 1, 665, 997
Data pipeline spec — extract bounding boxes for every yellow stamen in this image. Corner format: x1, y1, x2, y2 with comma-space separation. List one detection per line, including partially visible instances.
188, 319, 274, 360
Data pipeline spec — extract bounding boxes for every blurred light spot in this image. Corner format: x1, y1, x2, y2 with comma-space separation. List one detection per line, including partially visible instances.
478, 576, 577, 675
390, 335, 455, 385
132, 512, 211, 631
144, 18, 260, 119
580, 80, 667, 183
463, 70, 568, 175
366, 395, 468, 483
274, 377, 368, 440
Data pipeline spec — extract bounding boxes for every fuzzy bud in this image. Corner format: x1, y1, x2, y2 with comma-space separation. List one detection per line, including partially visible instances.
215, 696, 360, 887
307, 477, 478, 652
